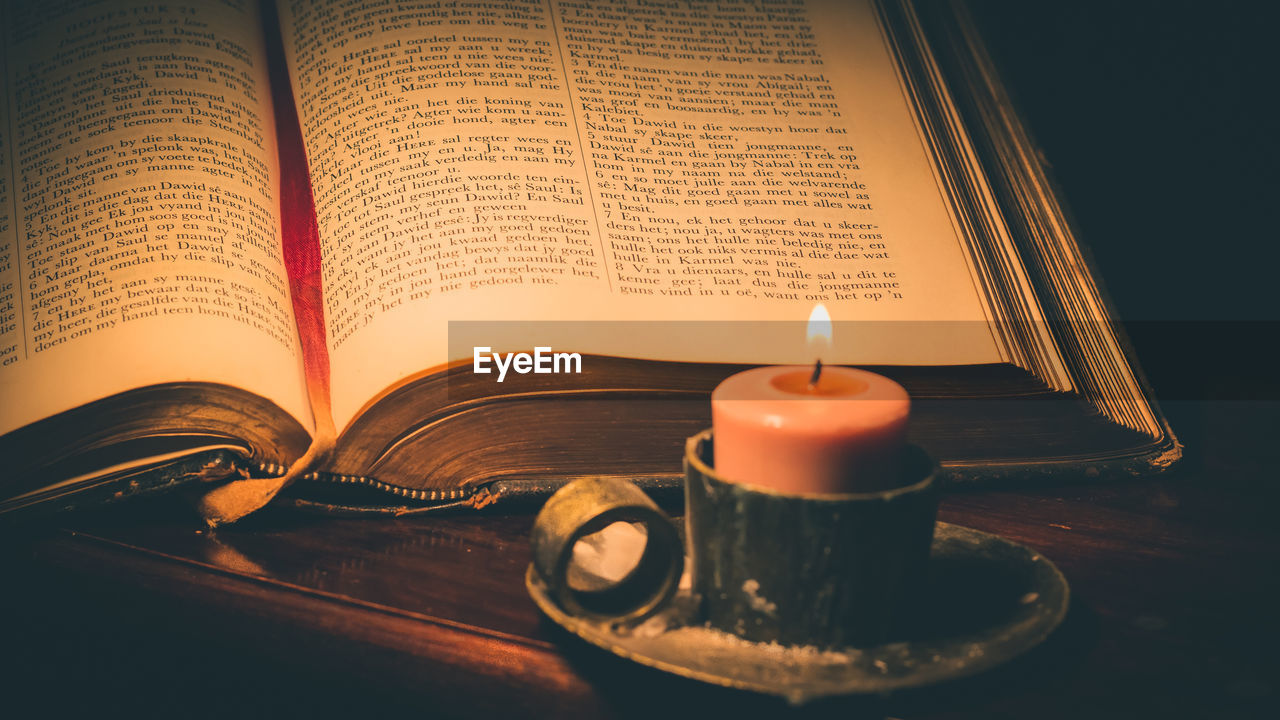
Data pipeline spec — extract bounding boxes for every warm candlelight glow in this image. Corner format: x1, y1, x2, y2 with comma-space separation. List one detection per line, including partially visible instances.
806, 303, 833, 359
805, 304, 833, 391
712, 302, 909, 493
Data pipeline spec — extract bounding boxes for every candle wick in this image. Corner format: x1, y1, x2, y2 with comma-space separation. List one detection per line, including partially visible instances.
808, 359, 823, 388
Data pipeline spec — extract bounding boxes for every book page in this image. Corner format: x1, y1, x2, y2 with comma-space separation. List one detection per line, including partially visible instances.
277, 0, 1002, 428
0, 0, 313, 437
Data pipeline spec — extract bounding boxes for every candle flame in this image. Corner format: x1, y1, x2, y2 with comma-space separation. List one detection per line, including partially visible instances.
806, 303, 832, 358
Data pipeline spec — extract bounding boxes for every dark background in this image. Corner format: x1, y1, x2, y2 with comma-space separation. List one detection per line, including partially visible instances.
975, 0, 1278, 322
969, 0, 1279, 407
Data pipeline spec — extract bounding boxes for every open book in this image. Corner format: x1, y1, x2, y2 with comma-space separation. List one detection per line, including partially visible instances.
0, 0, 1179, 520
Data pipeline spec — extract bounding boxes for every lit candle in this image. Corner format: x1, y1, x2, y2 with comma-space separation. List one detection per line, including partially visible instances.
711, 305, 910, 494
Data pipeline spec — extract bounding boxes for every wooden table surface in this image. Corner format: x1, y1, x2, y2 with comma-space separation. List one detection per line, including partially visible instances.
2, 402, 1278, 719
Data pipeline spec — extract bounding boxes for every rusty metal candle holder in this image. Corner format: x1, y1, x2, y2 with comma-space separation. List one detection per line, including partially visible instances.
526, 431, 1068, 701
683, 429, 938, 648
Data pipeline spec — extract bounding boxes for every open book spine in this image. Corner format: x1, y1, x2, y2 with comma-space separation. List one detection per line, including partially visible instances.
0, 0, 1181, 520
191, 0, 339, 526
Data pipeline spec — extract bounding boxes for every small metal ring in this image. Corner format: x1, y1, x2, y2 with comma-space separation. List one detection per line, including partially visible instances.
531, 476, 683, 624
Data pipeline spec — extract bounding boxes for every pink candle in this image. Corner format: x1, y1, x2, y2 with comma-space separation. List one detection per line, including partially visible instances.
711, 365, 910, 494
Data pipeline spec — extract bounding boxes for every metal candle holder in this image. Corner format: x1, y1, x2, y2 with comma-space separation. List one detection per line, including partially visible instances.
529, 430, 938, 650
684, 430, 938, 648
528, 432, 1068, 699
